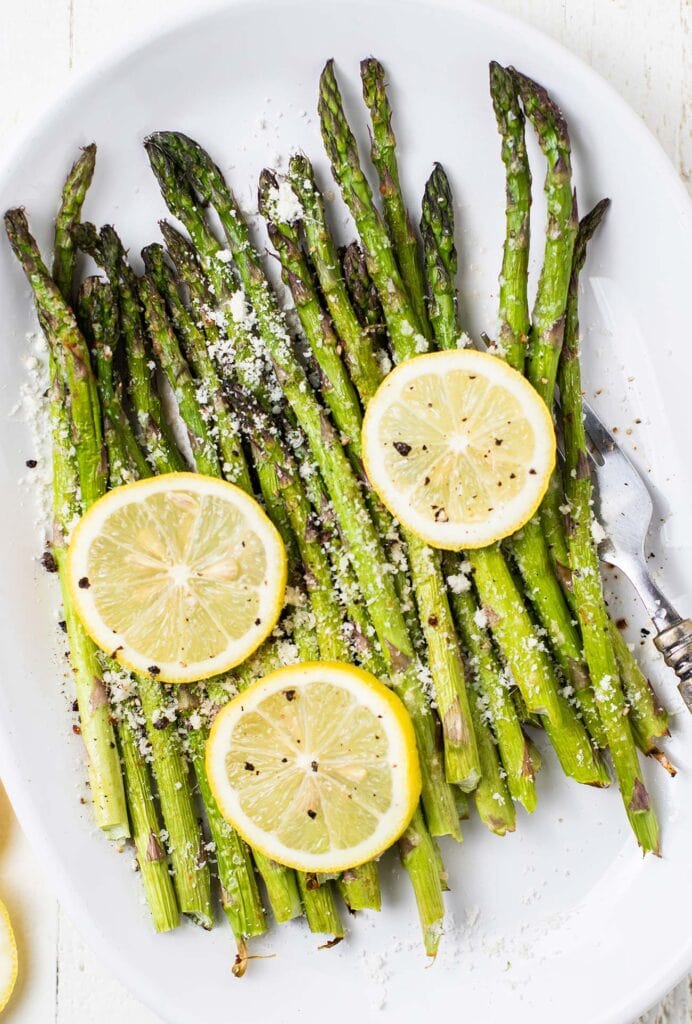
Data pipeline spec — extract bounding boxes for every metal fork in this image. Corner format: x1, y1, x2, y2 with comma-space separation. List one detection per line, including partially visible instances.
581, 401, 692, 711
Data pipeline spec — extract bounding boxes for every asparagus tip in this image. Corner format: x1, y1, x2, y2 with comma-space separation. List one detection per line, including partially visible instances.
509, 65, 571, 148
257, 167, 281, 216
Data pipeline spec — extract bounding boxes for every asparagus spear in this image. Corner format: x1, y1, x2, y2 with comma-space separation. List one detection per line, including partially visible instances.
53, 144, 96, 304
495, 64, 663, 745
419, 163, 461, 351
228, 388, 349, 657
511, 68, 578, 402
78, 278, 152, 482
417, 171, 608, 784
509, 516, 606, 746
118, 712, 181, 931
141, 242, 253, 490
259, 169, 480, 792
146, 131, 460, 842
608, 622, 669, 754
444, 554, 539, 812
318, 61, 427, 354
526, 424, 670, 754
259, 171, 363, 449
468, 692, 515, 835
398, 808, 445, 958
488, 64, 531, 369
138, 275, 221, 476
4, 208, 129, 838
73, 222, 186, 474
340, 240, 387, 352
360, 57, 431, 337
288, 154, 387, 400
559, 199, 659, 852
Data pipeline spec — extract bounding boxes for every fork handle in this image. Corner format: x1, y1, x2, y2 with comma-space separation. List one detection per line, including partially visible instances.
654, 618, 692, 712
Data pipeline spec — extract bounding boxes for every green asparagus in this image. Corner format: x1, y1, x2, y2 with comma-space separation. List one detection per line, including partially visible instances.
559, 199, 659, 852
360, 57, 431, 337
5, 208, 129, 837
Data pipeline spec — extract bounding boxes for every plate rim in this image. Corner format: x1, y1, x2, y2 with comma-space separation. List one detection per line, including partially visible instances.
0, 1, 690, 1021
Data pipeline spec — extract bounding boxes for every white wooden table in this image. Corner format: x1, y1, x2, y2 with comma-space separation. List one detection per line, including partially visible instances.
0, 1, 689, 1021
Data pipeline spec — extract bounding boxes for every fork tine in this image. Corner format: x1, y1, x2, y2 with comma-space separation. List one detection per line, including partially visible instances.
555, 400, 600, 470
582, 401, 622, 458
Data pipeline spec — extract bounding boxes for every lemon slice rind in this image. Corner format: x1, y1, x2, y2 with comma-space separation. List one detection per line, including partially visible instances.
0, 897, 18, 1014
206, 661, 421, 873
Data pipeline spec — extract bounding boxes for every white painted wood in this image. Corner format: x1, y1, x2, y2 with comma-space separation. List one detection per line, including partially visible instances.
0, 1, 688, 1021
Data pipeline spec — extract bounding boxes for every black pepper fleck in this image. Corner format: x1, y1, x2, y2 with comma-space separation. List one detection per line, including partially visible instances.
41, 551, 58, 573
78, 576, 90, 589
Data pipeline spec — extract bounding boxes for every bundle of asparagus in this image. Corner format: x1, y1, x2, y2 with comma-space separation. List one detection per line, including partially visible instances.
4, 56, 672, 970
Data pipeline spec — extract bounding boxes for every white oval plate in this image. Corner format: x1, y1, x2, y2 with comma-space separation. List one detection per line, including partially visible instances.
0, 2, 691, 1022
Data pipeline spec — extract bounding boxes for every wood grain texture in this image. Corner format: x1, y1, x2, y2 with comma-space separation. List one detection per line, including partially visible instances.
0, 1, 689, 1022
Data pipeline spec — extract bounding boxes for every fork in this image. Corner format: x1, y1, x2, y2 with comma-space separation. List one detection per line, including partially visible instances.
581, 401, 692, 711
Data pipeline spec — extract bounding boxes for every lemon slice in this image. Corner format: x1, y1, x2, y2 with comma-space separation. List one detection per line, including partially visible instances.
206, 661, 421, 872
362, 350, 555, 549
0, 898, 18, 1014
67, 473, 286, 683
